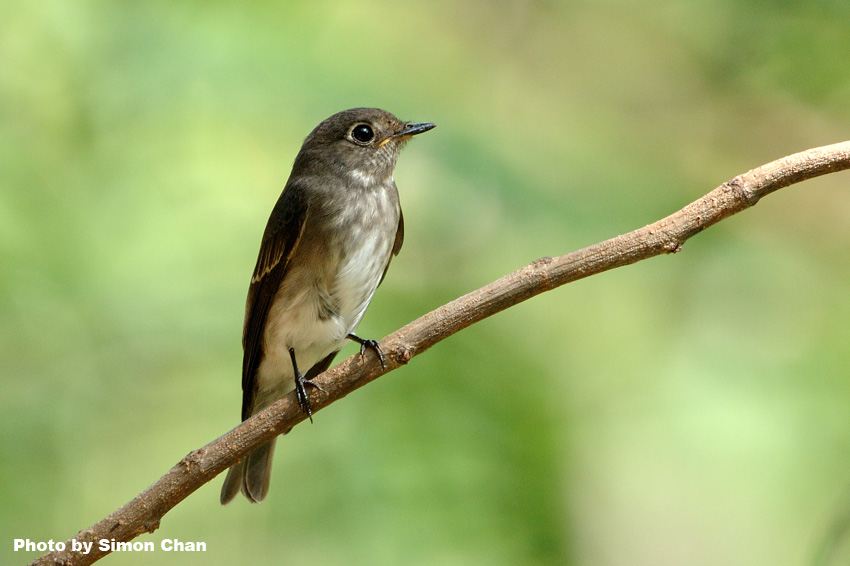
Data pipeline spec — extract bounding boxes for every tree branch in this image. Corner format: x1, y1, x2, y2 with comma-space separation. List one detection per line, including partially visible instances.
31, 141, 850, 565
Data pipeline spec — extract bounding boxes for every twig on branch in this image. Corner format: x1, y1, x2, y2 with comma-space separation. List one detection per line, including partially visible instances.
31, 141, 850, 566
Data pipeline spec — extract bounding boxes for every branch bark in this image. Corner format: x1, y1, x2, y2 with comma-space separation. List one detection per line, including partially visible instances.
31, 141, 850, 565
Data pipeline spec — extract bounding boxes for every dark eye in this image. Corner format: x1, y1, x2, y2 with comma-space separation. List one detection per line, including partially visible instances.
350, 124, 374, 144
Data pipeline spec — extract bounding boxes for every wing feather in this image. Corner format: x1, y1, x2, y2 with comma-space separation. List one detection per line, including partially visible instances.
240, 183, 309, 420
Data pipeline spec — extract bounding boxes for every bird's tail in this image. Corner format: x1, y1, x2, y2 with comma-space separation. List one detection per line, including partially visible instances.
220, 438, 277, 505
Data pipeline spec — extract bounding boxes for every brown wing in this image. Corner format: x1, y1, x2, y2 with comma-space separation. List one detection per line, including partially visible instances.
392, 206, 404, 256
241, 182, 309, 420
378, 205, 404, 286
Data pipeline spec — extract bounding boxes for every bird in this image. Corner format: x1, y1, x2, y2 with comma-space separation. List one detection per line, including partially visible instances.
220, 108, 435, 504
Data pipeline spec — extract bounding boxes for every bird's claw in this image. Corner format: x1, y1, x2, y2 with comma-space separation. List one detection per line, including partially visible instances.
348, 334, 385, 369
359, 339, 385, 369
294, 374, 325, 422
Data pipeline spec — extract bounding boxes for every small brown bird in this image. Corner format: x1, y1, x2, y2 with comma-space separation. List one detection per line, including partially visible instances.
220, 108, 435, 504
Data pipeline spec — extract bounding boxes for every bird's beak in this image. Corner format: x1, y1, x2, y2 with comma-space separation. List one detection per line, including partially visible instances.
379, 122, 436, 148
393, 122, 437, 138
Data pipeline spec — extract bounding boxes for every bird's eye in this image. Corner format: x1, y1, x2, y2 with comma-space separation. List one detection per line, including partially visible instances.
350, 124, 374, 144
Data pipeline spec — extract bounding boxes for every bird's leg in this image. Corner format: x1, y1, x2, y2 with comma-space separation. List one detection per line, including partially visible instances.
347, 334, 386, 369
289, 348, 325, 422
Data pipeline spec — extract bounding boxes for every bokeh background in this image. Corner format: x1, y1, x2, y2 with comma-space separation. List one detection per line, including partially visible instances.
3, 1, 850, 565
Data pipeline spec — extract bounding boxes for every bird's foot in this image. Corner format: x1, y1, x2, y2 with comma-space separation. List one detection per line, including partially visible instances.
294, 373, 325, 422
290, 347, 326, 422
347, 334, 386, 369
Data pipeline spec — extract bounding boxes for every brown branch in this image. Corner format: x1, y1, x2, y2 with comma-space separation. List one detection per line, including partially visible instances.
31, 141, 850, 565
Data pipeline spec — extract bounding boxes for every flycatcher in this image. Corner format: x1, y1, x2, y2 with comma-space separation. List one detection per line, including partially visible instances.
221, 108, 435, 504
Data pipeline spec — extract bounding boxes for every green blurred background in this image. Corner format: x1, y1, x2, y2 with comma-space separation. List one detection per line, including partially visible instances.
3, 1, 850, 565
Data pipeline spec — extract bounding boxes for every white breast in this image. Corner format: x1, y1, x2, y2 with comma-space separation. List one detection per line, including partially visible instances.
253, 186, 399, 408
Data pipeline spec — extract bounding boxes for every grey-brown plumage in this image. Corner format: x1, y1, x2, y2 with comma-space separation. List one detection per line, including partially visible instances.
220, 108, 435, 504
